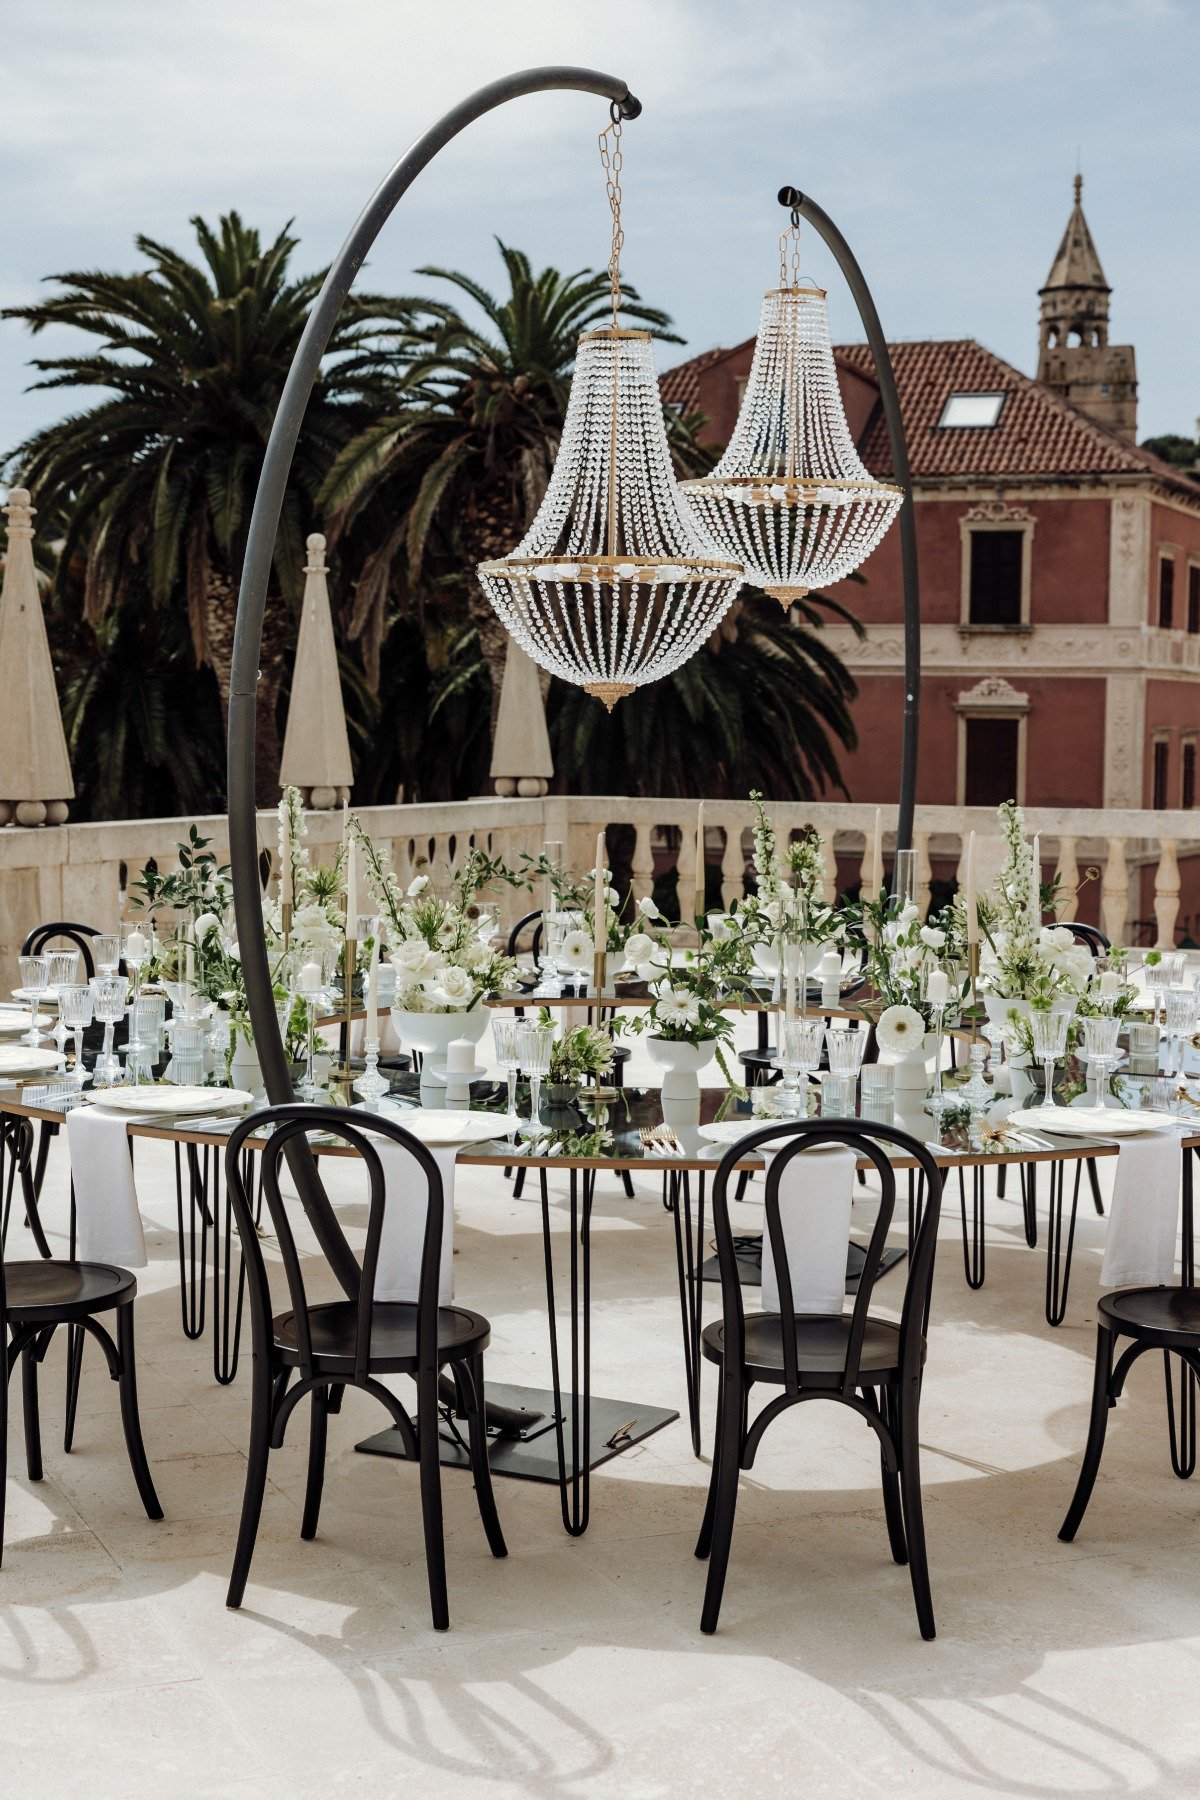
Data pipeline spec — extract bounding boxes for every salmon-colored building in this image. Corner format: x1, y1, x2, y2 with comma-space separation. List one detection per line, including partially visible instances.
661, 180, 1200, 831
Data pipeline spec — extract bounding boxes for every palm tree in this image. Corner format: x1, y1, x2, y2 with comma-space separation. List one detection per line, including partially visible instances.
320, 242, 701, 706
549, 591, 863, 799
2, 213, 414, 798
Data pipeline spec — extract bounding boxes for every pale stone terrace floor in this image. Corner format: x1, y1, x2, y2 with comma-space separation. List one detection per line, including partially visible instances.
5, 1028, 1200, 1797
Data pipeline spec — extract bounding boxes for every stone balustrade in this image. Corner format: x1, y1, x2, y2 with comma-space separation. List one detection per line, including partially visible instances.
1, 797, 1198, 972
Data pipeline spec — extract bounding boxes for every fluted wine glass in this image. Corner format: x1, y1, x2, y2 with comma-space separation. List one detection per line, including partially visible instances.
1030, 1008, 1070, 1107
517, 1020, 555, 1137
17, 955, 49, 1047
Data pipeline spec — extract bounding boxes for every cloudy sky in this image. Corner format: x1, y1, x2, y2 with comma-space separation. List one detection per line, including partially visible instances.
4, 0, 1197, 455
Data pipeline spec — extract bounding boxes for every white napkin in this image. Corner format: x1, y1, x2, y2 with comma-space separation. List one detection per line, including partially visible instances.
759, 1143, 857, 1315
1101, 1131, 1184, 1288
370, 1139, 456, 1304
64, 1106, 147, 1269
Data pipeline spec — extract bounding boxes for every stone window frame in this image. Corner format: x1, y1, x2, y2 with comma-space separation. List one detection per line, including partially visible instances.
1187, 560, 1200, 635
958, 502, 1036, 632
954, 676, 1029, 807
1182, 734, 1198, 810
1151, 732, 1171, 810
1157, 548, 1179, 631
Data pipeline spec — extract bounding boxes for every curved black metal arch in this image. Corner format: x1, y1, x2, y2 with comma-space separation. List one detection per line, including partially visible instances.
778, 186, 920, 861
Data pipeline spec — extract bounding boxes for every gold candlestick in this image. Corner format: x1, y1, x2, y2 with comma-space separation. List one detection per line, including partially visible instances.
281, 900, 293, 950
592, 946, 607, 1001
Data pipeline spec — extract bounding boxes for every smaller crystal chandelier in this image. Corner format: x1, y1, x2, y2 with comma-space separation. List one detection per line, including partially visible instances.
478, 107, 743, 708
680, 208, 903, 606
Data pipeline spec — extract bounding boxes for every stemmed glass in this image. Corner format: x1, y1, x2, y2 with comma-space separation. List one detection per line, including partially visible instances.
517, 1020, 555, 1136
58, 983, 94, 1086
776, 1016, 824, 1117
47, 951, 81, 1053
492, 1018, 524, 1136
1030, 1008, 1070, 1108
536, 913, 566, 997
1163, 986, 1197, 1080
17, 955, 49, 1047
120, 920, 150, 1005
90, 974, 128, 1085
1081, 1014, 1121, 1108
93, 934, 121, 977
294, 944, 337, 1101
825, 1024, 868, 1114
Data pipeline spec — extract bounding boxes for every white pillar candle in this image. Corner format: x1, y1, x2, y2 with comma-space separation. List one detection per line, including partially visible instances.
445, 1038, 475, 1076
594, 830, 606, 947
1098, 971, 1120, 997
125, 930, 148, 963
1030, 834, 1041, 931
965, 830, 978, 946
299, 960, 323, 995
281, 840, 293, 908
926, 969, 951, 1006
346, 830, 358, 932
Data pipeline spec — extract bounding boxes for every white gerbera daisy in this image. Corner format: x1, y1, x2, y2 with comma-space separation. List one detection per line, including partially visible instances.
876, 1003, 926, 1057
559, 928, 595, 968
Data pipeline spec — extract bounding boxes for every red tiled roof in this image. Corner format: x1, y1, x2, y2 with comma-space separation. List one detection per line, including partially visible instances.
660, 335, 1198, 499
658, 341, 751, 414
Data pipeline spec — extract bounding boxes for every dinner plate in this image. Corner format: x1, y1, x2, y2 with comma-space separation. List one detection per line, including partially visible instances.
374, 1105, 506, 1147
12, 987, 63, 1004
697, 1117, 845, 1147
1007, 1105, 1178, 1138
0, 1046, 66, 1076
0, 1012, 53, 1035
88, 1086, 254, 1117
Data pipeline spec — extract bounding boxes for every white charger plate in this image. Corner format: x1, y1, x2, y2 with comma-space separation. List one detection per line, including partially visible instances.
375, 1106, 505, 1147
698, 1118, 846, 1147
88, 1086, 254, 1117
0, 1046, 66, 1075
1007, 1105, 1178, 1138
12, 987, 63, 1004
0, 1012, 53, 1035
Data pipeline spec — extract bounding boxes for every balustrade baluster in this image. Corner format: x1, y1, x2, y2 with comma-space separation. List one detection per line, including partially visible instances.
1101, 839, 1130, 945
1154, 838, 1180, 950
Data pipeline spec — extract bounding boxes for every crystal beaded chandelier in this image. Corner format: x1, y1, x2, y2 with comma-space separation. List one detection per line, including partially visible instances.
679, 208, 903, 606
477, 107, 743, 709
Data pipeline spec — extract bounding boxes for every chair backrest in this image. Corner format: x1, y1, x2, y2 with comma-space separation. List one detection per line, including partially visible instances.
21, 921, 99, 977
711, 1118, 943, 1396
224, 1105, 447, 1387
505, 908, 544, 968
1069, 921, 1110, 957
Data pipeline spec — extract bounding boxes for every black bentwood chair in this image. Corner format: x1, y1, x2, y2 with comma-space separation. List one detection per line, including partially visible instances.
695, 1119, 944, 1639
0, 1245, 162, 1560
222, 1106, 506, 1629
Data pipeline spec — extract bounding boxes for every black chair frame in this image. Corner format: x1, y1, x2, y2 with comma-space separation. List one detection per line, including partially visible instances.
695, 1118, 943, 1640
222, 1105, 506, 1629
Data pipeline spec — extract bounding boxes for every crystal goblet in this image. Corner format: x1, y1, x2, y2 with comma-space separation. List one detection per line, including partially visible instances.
517, 1020, 555, 1136
90, 974, 128, 1085
17, 954, 50, 1047
46, 951, 81, 1053
57, 983, 94, 1086
492, 1017, 524, 1136
1081, 1013, 1121, 1107
1030, 1007, 1070, 1107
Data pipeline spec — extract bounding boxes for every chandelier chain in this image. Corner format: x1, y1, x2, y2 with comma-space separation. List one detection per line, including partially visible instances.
599, 105, 624, 328
779, 208, 802, 288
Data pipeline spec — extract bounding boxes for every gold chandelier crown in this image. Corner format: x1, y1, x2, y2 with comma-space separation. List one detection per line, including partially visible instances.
680, 227, 903, 606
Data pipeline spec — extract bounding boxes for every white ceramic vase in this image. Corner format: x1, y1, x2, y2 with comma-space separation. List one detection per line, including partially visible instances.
392, 1003, 489, 1092
880, 1031, 938, 1094
229, 1025, 264, 1098
645, 1035, 717, 1123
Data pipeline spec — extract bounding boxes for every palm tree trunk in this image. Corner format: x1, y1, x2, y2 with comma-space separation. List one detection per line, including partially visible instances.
202, 570, 289, 805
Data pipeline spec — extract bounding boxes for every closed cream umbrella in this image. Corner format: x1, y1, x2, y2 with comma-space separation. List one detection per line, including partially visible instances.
0, 488, 73, 826
279, 533, 352, 809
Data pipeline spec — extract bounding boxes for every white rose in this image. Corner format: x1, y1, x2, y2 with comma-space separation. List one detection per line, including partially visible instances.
428, 964, 475, 1006
623, 932, 656, 967
393, 940, 433, 974
638, 895, 661, 919
407, 875, 430, 897
896, 903, 920, 929
919, 925, 945, 950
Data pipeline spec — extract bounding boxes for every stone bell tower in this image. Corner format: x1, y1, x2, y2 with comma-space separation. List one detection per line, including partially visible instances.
1037, 173, 1137, 441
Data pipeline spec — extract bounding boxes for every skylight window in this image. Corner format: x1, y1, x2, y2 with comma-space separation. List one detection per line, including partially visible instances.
938, 392, 1006, 429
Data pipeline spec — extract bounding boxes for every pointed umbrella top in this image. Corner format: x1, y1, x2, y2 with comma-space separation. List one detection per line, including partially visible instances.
0, 488, 74, 825
1042, 171, 1110, 295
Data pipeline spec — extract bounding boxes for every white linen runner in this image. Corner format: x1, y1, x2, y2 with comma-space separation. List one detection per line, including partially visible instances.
370, 1140, 457, 1304
759, 1144, 857, 1315
64, 1106, 147, 1268
1100, 1131, 1185, 1289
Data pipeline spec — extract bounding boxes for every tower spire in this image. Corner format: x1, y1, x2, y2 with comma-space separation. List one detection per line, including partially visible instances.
1037, 172, 1137, 441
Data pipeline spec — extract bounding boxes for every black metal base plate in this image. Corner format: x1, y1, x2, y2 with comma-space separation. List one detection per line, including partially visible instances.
354, 1381, 679, 1484
700, 1237, 906, 1291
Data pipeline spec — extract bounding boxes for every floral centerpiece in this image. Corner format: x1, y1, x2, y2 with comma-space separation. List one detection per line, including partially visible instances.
977, 801, 1093, 1007
730, 793, 843, 995
620, 930, 750, 1117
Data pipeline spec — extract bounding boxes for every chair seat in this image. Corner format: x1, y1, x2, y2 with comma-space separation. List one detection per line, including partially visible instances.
702, 1311, 904, 1384
5, 1259, 136, 1323
1099, 1285, 1200, 1346
273, 1300, 490, 1372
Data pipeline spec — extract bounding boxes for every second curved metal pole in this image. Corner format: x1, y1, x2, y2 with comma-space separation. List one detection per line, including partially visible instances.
779, 187, 921, 854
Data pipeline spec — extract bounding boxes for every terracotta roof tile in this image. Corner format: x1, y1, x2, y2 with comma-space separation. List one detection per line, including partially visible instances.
659, 335, 1198, 499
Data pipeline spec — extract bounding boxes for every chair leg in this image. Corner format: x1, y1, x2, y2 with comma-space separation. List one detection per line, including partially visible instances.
877, 1386, 908, 1567
115, 1304, 162, 1521
694, 1380, 726, 1561
0, 1328, 7, 1564
462, 1355, 507, 1558
21, 1341, 42, 1482
63, 1323, 84, 1452
1059, 1324, 1116, 1542
700, 1372, 745, 1634
227, 1352, 273, 1609
300, 1386, 328, 1541
897, 1383, 936, 1640
416, 1367, 450, 1630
